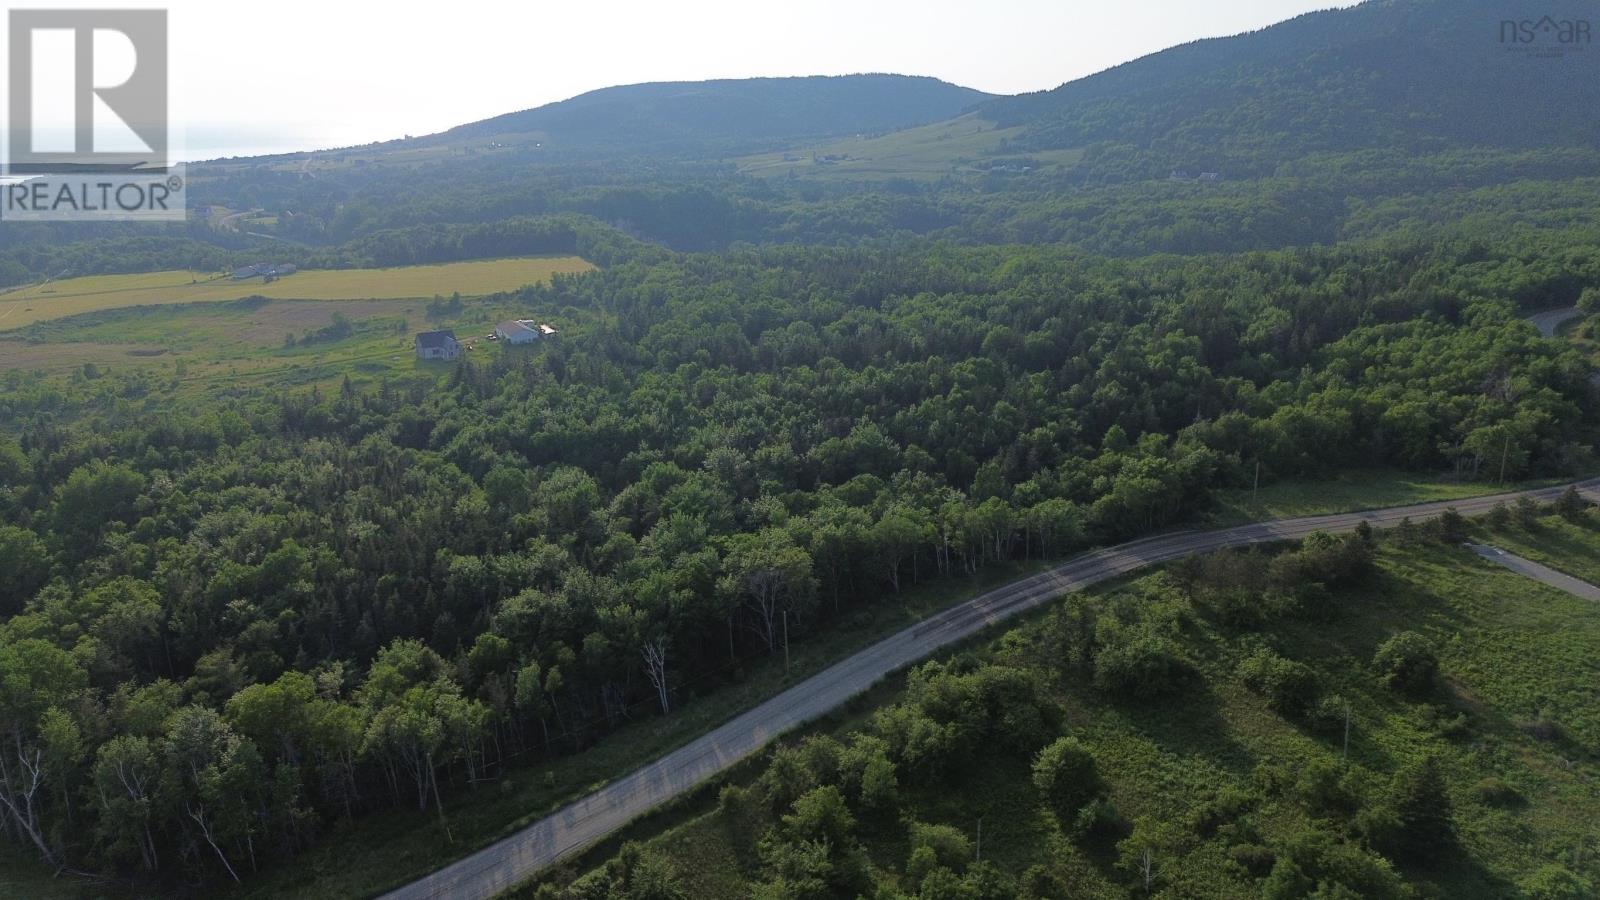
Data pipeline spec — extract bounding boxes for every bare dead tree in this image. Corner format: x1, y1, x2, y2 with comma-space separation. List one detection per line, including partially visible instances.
642, 638, 670, 715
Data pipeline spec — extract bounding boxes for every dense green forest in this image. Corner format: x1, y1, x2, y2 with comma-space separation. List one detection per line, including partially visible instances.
1, 234, 1598, 891
4, 0, 1600, 894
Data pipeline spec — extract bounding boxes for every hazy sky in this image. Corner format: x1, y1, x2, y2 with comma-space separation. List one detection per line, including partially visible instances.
9, 0, 1359, 160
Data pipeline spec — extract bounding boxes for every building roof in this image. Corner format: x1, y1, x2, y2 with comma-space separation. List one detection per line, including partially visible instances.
497, 320, 538, 336
415, 330, 458, 350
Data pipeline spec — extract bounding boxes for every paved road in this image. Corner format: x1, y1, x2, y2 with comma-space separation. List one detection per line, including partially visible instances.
1528, 306, 1582, 338
382, 478, 1600, 900
1467, 543, 1600, 601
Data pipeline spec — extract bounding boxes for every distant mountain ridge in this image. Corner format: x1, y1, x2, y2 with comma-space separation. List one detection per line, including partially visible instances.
442, 74, 992, 153
980, 0, 1600, 173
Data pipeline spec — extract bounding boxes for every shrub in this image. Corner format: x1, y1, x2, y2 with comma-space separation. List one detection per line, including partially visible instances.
1307, 694, 1350, 736
1372, 631, 1438, 696
1485, 501, 1511, 528
907, 821, 971, 876
1580, 286, 1600, 315
1516, 495, 1543, 528
1031, 736, 1104, 825
1071, 796, 1123, 842
1471, 776, 1523, 807
1093, 633, 1192, 699
1189, 786, 1257, 838
1238, 648, 1321, 717
1228, 843, 1277, 878
1272, 828, 1406, 899
1295, 759, 1360, 819
781, 785, 856, 848
760, 745, 820, 814
1555, 485, 1590, 521
1434, 507, 1469, 543
858, 751, 899, 811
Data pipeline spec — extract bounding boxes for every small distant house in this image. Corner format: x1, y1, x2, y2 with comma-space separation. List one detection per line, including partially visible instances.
495, 320, 557, 345
415, 329, 462, 361
1197, 172, 1220, 182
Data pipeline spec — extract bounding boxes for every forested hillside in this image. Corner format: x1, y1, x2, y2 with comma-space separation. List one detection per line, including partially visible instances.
6, 2, 1600, 285
986, 0, 1600, 177
2, 235, 1597, 891
441, 74, 991, 152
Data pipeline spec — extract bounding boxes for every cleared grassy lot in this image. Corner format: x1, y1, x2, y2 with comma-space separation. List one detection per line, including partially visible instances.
737, 113, 1083, 181
0, 296, 505, 399
0, 256, 594, 329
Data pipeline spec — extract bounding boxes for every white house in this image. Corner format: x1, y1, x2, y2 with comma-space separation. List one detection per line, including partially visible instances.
414, 330, 462, 361
495, 320, 557, 344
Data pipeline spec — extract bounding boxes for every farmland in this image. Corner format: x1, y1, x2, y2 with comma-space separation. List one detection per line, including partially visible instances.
0, 295, 511, 398
0, 255, 594, 329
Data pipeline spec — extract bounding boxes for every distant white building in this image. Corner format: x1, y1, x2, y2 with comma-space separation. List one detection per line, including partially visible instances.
495, 320, 558, 345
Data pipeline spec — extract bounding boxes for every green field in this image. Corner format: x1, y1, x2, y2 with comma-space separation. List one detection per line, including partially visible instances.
737, 113, 1084, 181
0, 256, 594, 329
542, 512, 1600, 898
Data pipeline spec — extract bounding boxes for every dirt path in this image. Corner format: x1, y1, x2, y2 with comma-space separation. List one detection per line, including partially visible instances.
1467, 543, 1600, 601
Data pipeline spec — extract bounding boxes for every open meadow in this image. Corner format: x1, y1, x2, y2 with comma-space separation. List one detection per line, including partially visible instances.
736, 113, 1083, 181
0, 294, 527, 398
0, 255, 593, 329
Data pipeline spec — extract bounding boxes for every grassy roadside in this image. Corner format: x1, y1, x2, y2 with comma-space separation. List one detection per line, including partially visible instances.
1205, 468, 1580, 526
544, 511, 1600, 898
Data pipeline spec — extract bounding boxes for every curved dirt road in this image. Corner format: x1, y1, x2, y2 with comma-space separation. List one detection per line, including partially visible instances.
383, 478, 1600, 900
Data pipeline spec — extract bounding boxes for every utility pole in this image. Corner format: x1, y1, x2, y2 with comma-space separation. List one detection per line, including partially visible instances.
1253, 460, 1261, 508
975, 817, 982, 862
1499, 433, 1511, 484
783, 610, 790, 673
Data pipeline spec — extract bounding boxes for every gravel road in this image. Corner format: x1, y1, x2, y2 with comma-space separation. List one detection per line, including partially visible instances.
1467, 543, 1600, 601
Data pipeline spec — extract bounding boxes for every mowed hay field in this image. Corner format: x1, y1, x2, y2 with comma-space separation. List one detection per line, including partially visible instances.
0, 255, 594, 329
